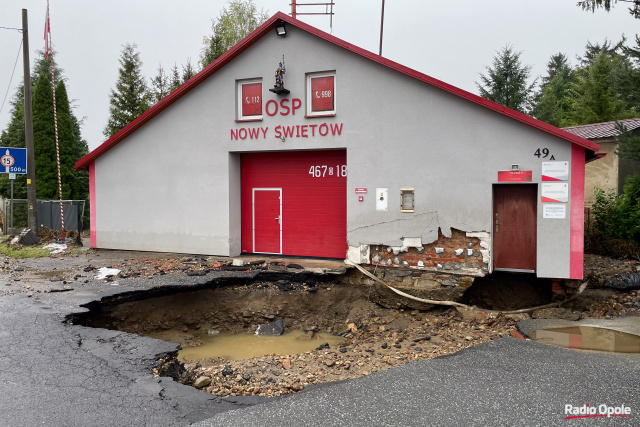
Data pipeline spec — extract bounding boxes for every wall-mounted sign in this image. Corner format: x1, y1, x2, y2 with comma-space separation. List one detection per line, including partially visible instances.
355, 188, 367, 193
242, 82, 262, 117
541, 182, 569, 203
497, 170, 532, 182
311, 75, 335, 112
543, 204, 566, 219
542, 161, 569, 181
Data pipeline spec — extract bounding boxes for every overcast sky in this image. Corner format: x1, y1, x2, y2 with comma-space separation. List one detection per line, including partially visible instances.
1, 0, 638, 151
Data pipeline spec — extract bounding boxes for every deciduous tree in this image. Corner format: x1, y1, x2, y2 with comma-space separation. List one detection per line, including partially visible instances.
200, 0, 268, 68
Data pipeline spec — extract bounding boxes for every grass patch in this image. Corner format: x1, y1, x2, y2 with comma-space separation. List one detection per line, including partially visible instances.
0, 244, 53, 259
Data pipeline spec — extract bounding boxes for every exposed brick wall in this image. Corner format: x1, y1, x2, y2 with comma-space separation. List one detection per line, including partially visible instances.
370, 229, 486, 273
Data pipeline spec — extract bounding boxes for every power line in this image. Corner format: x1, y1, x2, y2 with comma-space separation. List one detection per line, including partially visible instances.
0, 26, 22, 32
0, 38, 23, 116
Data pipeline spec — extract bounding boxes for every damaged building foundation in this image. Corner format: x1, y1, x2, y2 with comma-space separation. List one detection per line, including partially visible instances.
75, 13, 598, 289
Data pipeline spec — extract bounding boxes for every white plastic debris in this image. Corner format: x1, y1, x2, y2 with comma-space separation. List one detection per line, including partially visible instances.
95, 267, 121, 280
42, 243, 67, 254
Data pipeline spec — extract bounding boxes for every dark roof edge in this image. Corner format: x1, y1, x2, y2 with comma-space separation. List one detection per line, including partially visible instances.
75, 12, 599, 170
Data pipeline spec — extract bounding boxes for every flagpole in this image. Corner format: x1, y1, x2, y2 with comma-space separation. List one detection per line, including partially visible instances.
45, 1, 66, 240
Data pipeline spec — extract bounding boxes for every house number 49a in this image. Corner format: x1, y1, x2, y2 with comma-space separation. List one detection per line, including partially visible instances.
534, 148, 555, 160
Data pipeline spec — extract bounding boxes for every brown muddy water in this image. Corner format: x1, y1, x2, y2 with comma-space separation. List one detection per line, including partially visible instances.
152, 330, 345, 361
530, 326, 640, 353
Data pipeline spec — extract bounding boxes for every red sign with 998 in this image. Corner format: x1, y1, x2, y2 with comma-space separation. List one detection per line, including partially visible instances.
311, 76, 334, 112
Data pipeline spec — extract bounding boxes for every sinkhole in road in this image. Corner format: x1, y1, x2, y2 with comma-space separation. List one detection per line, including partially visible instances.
530, 326, 640, 353
73, 277, 371, 360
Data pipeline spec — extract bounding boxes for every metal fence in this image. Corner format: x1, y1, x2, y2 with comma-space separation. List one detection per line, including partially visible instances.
2, 199, 85, 236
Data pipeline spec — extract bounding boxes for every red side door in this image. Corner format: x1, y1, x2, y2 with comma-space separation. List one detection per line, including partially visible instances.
493, 184, 537, 271
253, 189, 281, 254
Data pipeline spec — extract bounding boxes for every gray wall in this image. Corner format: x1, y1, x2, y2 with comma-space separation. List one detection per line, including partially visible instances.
93, 25, 579, 277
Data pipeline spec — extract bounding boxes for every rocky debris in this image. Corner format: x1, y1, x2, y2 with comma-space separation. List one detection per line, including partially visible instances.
175, 307, 521, 398
532, 308, 582, 321
255, 319, 284, 336
578, 290, 640, 319
193, 376, 212, 388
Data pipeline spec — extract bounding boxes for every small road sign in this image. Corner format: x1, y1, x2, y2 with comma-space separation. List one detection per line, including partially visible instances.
0, 147, 27, 174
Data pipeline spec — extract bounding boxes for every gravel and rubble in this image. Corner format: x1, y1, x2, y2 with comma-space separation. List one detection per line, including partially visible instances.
172, 308, 523, 398
1, 243, 639, 402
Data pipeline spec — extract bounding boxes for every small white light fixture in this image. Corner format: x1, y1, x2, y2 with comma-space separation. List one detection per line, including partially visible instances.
511, 164, 520, 171
275, 22, 287, 37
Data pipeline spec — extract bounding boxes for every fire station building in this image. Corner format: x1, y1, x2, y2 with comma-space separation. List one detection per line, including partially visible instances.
75, 12, 600, 281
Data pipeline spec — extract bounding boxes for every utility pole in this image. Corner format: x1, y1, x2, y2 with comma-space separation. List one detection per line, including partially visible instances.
22, 9, 38, 231
379, 0, 385, 56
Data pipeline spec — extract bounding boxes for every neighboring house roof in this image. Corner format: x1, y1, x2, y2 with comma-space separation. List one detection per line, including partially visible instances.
75, 12, 600, 170
562, 117, 640, 140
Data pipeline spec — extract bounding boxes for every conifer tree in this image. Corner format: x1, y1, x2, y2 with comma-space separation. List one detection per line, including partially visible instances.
104, 44, 150, 138
476, 45, 537, 114
0, 51, 88, 203
182, 59, 196, 83
532, 53, 577, 127
169, 64, 182, 92
150, 64, 170, 104
32, 74, 58, 199
569, 51, 635, 125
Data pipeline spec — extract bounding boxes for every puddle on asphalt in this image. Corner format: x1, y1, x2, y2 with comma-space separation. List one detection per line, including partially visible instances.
530, 326, 640, 353
155, 330, 344, 362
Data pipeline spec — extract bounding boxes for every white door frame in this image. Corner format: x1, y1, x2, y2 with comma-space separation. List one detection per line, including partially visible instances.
252, 188, 282, 254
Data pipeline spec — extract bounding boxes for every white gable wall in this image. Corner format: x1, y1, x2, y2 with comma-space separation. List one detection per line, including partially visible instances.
92, 25, 579, 277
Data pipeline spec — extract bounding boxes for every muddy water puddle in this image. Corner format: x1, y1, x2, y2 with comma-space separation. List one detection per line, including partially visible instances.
530, 326, 640, 353
152, 330, 344, 361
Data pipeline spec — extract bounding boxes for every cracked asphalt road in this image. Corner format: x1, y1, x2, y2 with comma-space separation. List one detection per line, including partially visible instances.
0, 250, 639, 426
0, 252, 267, 427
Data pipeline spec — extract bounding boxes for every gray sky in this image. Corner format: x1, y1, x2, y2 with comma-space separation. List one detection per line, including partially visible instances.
1, 0, 638, 151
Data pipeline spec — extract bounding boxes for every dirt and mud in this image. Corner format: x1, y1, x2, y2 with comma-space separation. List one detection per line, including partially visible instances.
71, 253, 640, 398
2, 244, 639, 399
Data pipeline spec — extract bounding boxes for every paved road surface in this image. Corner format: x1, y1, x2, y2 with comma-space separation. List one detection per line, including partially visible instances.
194, 337, 640, 427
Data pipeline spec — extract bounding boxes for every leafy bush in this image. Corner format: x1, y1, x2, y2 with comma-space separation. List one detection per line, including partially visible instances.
586, 176, 640, 257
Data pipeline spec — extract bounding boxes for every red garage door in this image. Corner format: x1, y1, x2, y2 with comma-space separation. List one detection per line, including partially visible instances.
241, 150, 347, 258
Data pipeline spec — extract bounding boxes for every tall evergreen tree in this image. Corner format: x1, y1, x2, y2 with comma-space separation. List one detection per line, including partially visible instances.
0, 51, 89, 203
169, 64, 182, 92
476, 45, 537, 114
182, 59, 196, 83
577, 38, 624, 67
578, 0, 640, 19
200, 0, 268, 68
32, 74, 58, 199
611, 35, 640, 112
104, 44, 150, 139
150, 64, 170, 104
616, 122, 640, 162
54, 81, 89, 200
532, 53, 577, 127
569, 51, 635, 125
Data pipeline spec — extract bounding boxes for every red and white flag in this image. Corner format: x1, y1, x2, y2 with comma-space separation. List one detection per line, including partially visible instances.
44, 0, 50, 57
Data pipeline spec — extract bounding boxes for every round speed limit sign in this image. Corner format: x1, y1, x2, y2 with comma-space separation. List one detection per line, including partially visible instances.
1, 155, 14, 167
